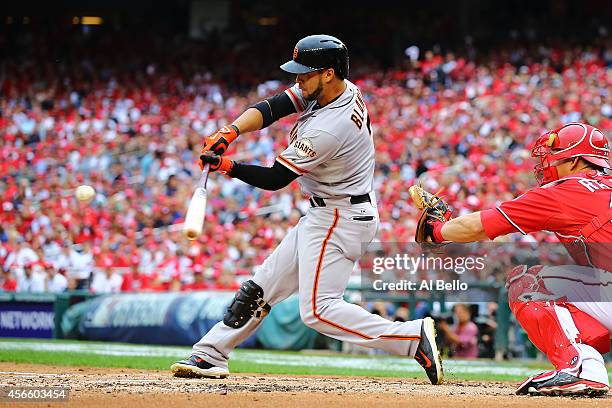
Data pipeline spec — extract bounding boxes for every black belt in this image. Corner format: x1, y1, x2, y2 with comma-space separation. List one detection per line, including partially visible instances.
309, 193, 371, 208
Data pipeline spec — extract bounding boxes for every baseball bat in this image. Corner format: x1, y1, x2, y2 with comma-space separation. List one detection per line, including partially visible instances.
183, 164, 210, 240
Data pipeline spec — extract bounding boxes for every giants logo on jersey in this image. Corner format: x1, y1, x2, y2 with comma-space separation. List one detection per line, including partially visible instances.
294, 138, 316, 158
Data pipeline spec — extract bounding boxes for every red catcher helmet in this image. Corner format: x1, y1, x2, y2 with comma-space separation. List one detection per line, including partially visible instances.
531, 122, 610, 185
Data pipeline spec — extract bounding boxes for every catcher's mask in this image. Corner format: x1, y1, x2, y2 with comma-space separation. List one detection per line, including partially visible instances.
531, 122, 610, 186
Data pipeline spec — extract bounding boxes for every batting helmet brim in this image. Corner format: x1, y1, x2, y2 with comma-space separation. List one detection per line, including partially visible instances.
280, 60, 320, 74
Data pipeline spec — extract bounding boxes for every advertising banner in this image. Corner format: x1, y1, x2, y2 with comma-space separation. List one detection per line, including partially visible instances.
78, 291, 258, 347
0, 301, 55, 338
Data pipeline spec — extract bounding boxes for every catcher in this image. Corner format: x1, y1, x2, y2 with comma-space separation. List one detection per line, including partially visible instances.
410, 123, 611, 396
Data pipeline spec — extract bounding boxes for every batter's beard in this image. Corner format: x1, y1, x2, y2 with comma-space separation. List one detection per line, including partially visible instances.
303, 77, 323, 101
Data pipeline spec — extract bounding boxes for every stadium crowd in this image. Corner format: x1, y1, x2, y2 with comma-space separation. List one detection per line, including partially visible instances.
1, 29, 611, 294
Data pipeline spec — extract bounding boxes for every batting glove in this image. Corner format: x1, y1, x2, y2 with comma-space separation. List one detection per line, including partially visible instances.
201, 124, 239, 156
199, 154, 234, 175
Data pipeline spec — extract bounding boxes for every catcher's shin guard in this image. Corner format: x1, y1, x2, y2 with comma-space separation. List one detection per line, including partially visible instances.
511, 301, 581, 371
510, 300, 609, 372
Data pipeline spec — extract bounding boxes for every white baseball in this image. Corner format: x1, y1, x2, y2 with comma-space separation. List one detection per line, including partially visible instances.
76, 185, 95, 202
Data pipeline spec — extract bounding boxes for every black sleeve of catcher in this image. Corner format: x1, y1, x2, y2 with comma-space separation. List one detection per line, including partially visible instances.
229, 161, 299, 191
251, 92, 297, 128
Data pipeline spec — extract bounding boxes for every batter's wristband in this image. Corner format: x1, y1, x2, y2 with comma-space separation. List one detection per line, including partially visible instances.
432, 221, 446, 243
229, 124, 240, 136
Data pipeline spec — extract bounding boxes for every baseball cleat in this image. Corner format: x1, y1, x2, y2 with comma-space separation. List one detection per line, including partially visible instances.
414, 317, 444, 385
516, 370, 609, 396
515, 370, 556, 395
171, 355, 229, 378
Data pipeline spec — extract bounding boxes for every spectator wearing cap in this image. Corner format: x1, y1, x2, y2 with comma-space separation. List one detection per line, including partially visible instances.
45, 264, 68, 293
16, 262, 46, 293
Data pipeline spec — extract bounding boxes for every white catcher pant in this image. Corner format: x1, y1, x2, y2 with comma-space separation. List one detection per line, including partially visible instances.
192, 195, 422, 369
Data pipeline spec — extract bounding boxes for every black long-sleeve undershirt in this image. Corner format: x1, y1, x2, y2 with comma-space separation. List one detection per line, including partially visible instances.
230, 161, 299, 191
251, 92, 297, 128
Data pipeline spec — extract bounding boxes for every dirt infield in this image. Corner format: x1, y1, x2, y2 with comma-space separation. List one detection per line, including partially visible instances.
0, 362, 610, 408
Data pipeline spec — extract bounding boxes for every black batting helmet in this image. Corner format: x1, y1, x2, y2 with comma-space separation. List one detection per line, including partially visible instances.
280, 34, 349, 79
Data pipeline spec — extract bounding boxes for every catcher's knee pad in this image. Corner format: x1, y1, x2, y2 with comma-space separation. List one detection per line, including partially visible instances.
507, 265, 558, 302
223, 280, 271, 329
511, 301, 586, 371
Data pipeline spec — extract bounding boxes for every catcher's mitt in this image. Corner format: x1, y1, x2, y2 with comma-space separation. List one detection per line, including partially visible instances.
409, 185, 452, 243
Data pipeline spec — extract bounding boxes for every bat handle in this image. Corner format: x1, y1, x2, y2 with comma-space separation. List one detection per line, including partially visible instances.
198, 163, 211, 188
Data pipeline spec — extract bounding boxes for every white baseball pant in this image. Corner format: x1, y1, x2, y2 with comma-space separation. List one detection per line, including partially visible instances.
192, 194, 423, 368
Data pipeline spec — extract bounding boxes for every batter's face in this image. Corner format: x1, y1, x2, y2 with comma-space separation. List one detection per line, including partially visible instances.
295, 70, 324, 101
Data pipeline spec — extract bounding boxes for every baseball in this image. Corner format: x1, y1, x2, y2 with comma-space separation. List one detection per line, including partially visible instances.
75, 185, 95, 202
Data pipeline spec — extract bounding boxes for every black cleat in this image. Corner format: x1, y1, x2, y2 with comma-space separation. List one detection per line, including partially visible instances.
414, 317, 444, 385
171, 355, 229, 378
516, 371, 609, 397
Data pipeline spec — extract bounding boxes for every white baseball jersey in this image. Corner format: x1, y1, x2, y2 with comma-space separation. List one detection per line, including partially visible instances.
277, 81, 375, 198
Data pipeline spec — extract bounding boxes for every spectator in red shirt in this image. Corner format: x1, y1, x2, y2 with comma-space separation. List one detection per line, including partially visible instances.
182, 271, 209, 291
121, 265, 153, 292
181, 264, 210, 290
1, 268, 17, 292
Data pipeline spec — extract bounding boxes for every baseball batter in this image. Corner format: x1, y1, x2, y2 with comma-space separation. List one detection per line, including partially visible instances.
411, 123, 611, 396
171, 34, 443, 385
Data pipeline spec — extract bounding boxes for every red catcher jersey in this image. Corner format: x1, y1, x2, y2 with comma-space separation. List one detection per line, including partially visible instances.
480, 171, 612, 269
